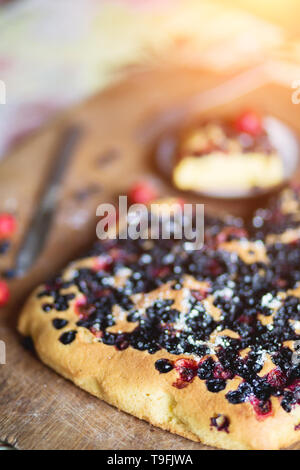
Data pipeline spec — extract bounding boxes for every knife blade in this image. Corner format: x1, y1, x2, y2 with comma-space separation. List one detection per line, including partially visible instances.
14, 125, 82, 277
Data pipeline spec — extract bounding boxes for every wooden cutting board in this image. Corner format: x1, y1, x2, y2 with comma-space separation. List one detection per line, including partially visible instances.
1, 65, 299, 450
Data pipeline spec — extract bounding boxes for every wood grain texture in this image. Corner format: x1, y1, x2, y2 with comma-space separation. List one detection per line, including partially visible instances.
0, 65, 299, 449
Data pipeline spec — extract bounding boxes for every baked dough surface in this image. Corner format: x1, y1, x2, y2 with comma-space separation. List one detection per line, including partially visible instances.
18, 190, 300, 450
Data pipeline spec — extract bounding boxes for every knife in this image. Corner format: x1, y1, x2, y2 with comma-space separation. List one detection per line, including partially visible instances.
14, 125, 82, 277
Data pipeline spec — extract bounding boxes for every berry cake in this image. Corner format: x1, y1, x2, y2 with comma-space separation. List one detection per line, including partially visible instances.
173, 111, 283, 195
18, 187, 300, 450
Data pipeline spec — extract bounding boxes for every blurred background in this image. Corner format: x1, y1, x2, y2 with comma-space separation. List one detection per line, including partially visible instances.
0, 0, 300, 158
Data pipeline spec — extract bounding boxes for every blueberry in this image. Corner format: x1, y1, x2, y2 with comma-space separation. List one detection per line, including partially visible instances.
155, 359, 174, 373
42, 303, 52, 313
59, 330, 77, 345
198, 358, 215, 380
52, 318, 68, 330
226, 390, 244, 404
206, 379, 226, 393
